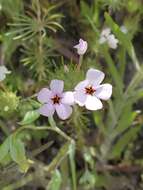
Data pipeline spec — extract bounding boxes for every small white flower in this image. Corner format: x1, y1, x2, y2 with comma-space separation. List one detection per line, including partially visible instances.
74, 68, 112, 111
99, 28, 118, 49
74, 39, 88, 55
106, 34, 119, 49
0, 66, 11, 81
37, 80, 74, 120
120, 25, 128, 34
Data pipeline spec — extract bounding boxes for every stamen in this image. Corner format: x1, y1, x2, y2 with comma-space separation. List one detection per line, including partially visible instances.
85, 86, 96, 95
51, 94, 61, 104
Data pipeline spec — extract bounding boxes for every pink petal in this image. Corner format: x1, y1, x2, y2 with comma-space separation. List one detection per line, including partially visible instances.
85, 95, 103, 110
55, 104, 72, 120
74, 80, 88, 91
86, 68, 105, 86
50, 80, 64, 93
62, 91, 74, 105
95, 84, 112, 100
74, 91, 87, 106
74, 39, 88, 55
39, 104, 55, 117
37, 88, 52, 103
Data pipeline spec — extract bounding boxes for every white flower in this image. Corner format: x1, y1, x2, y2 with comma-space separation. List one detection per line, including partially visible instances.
74, 39, 88, 55
99, 28, 118, 49
99, 28, 111, 44
37, 80, 74, 120
106, 34, 119, 49
120, 25, 128, 34
74, 68, 112, 111
0, 66, 11, 81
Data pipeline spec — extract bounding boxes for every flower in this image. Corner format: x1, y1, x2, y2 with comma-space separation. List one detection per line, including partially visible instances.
99, 28, 118, 49
0, 66, 11, 81
37, 80, 74, 120
74, 68, 112, 111
120, 25, 128, 34
74, 39, 88, 55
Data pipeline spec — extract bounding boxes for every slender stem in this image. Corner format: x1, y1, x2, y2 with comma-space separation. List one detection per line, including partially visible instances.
69, 142, 77, 190
48, 116, 73, 142
77, 55, 83, 71
16, 125, 73, 142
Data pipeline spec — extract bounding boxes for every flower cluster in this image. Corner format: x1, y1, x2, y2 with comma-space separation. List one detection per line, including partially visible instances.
37, 68, 112, 120
99, 28, 119, 49
37, 39, 112, 120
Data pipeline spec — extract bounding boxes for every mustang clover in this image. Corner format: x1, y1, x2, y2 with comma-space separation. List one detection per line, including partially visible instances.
37, 80, 74, 120
99, 28, 118, 49
37, 39, 112, 119
74, 68, 112, 110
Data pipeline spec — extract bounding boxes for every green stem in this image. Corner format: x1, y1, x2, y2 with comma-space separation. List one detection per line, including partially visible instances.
48, 116, 73, 142
77, 55, 83, 71
48, 117, 76, 189
69, 142, 77, 190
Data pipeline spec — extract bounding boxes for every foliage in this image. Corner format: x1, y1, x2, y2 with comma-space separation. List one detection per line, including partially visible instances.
0, 0, 143, 190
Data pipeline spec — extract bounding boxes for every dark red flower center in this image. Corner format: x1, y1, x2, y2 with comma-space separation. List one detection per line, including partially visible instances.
51, 94, 61, 104
85, 86, 96, 95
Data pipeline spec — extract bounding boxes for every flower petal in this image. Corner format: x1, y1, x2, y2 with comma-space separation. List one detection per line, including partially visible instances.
95, 84, 112, 100
39, 104, 55, 117
50, 80, 64, 93
0, 74, 6, 81
62, 91, 74, 105
37, 88, 52, 103
55, 104, 72, 120
85, 95, 103, 110
107, 34, 118, 49
101, 28, 111, 37
74, 91, 87, 106
74, 39, 88, 55
74, 80, 88, 91
99, 36, 107, 44
86, 68, 105, 86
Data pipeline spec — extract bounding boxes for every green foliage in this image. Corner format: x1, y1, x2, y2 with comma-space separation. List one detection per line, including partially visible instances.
0, 0, 24, 17
19, 110, 40, 125
0, 91, 19, 118
0, 133, 29, 173
0, 0, 143, 189
47, 170, 62, 190
0, 136, 10, 162
9, 134, 29, 172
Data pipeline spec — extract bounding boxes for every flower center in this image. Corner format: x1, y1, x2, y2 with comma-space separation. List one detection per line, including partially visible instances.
51, 94, 61, 104
85, 86, 96, 95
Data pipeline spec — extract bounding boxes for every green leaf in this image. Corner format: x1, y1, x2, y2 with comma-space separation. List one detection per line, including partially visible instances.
47, 170, 62, 190
102, 46, 124, 96
105, 12, 132, 53
0, 153, 12, 166
9, 135, 29, 172
113, 105, 138, 136
79, 169, 96, 187
0, 137, 10, 162
105, 12, 140, 71
111, 125, 141, 158
19, 110, 40, 125
69, 142, 77, 190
